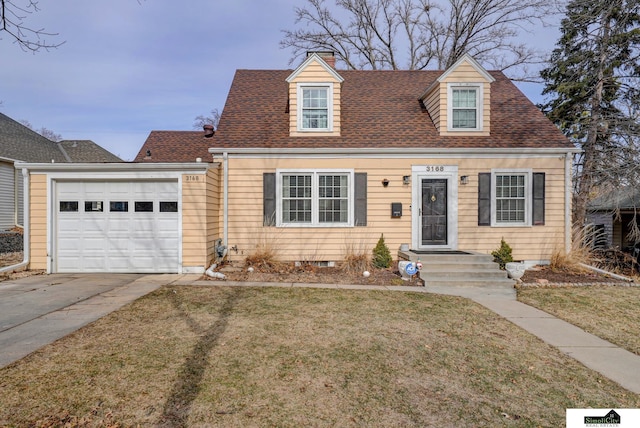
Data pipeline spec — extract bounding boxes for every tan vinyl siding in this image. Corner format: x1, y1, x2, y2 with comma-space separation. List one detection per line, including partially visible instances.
182, 173, 209, 270
457, 157, 565, 260
29, 174, 47, 270
224, 156, 567, 264
289, 59, 342, 137
423, 87, 441, 132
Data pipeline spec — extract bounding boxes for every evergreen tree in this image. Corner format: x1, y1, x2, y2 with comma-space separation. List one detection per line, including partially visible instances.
540, 0, 640, 228
372, 234, 392, 269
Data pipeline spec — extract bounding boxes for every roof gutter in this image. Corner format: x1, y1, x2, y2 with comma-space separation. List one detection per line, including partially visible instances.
15, 162, 212, 172
0, 167, 30, 275
209, 146, 581, 157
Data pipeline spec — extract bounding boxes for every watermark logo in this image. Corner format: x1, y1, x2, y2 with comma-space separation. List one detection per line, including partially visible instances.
584, 409, 620, 426
567, 409, 640, 428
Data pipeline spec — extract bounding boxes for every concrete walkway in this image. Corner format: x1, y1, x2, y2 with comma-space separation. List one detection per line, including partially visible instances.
424, 283, 640, 395
2, 273, 640, 395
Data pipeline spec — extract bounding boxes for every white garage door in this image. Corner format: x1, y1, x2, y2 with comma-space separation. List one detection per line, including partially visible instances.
55, 181, 180, 273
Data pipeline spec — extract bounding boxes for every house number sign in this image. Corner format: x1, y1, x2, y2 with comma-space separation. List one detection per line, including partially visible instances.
424, 166, 445, 172
185, 175, 201, 182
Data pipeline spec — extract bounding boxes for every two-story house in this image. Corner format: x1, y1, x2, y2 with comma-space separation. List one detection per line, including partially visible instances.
18, 52, 577, 275
196, 52, 577, 267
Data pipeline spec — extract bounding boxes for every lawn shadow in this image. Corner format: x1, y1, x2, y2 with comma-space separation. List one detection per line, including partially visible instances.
157, 287, 244, 427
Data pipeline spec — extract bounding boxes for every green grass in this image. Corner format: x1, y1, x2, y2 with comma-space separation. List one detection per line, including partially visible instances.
0, 286, 638, 427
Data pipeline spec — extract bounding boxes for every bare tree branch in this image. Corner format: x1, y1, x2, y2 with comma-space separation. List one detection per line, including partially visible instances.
0, 0, 64, 51
280, 0, 556, 78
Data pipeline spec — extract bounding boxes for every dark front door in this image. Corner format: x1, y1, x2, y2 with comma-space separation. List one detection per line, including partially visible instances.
421, 179, 447, 245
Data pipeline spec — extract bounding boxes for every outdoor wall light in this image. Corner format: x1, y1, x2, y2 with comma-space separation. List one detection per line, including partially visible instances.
382, 178, 390, 187
460, 175, 469, 185
402, 175, 410, 185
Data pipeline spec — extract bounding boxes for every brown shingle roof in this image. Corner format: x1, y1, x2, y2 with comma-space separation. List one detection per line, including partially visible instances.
133, 131, 212, 162
137, 68, 574, 161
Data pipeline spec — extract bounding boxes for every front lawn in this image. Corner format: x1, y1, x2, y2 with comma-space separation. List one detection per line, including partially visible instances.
1, 286, 637, 427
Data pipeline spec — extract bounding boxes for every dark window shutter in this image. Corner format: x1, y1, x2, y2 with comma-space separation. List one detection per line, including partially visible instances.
263, 173, 276, 226
478, 173, 491, 226
532, 172, 545, 226
354, 173, 367, 226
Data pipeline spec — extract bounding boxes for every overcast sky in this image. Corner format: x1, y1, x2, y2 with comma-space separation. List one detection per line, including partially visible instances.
0, 0, 560, 161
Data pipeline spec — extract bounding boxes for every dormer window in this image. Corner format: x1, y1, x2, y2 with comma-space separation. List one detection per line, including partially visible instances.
447, 83, 483, 131
298, 83, 333, 131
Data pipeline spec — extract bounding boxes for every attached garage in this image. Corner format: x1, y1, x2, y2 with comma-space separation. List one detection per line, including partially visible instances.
55, 180, 179, 273
16, 162, 218, 274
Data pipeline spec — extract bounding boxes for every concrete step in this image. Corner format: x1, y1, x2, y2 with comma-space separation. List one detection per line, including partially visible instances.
421, 269, 510, 279
422, 276, 515, 287
420, 263, 504, 272
398, 249, 515, 288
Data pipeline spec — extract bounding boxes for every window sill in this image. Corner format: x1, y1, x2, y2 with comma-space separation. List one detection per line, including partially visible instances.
277, 223, 353, 228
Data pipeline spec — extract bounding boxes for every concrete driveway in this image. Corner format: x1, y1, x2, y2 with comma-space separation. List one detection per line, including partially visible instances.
0, 273, 182, 368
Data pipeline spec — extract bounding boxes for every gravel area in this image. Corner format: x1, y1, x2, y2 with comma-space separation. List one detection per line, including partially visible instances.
0, 232, 23, 254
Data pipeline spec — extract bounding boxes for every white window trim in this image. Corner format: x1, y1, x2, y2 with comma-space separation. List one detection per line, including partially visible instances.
447, 83, 483, 132
276, 169, 354, 227
491, 169, 532, 227
296, 83, 334, 132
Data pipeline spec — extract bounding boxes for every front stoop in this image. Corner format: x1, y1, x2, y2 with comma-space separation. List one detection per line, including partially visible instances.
398, 250, 515, 288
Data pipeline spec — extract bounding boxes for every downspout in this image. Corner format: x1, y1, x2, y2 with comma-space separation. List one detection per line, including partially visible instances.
0, 167, 30, 274
565, 152, 572, 254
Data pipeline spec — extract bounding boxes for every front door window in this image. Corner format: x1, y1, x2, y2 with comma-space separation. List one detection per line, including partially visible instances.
421, 179, 447, 245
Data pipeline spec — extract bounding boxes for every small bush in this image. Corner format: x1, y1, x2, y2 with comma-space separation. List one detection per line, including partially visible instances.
372, 234, 392, 269
491, 238, 513, 269
342, 253, 371, 274
245, 248, 281, 272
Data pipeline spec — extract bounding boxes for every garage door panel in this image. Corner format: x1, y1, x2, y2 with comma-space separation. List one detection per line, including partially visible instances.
132, 238, 156, 250
55, 180, 180, 273
157, 217, 179, 229
82, 238, 106, 252
80, 257, 109, 271
107, 218, 131, 233
132, 218, 155, 232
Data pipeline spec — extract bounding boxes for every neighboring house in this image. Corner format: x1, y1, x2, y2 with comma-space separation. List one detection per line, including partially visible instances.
18, 52, 578, 274
0, 112, 122, 231
587, 188, 640, 250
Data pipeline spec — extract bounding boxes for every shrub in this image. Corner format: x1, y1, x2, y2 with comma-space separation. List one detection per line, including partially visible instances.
372, 234, 392, 269
549, 224, 595, 273
491, 238, 513, 269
